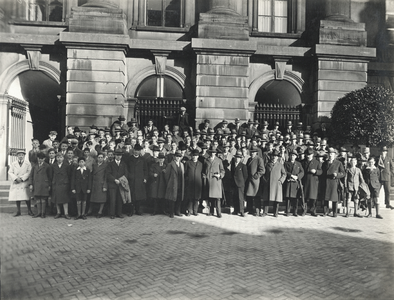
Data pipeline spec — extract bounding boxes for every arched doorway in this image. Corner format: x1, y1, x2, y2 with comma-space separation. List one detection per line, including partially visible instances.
135, 74, 185, 130
8, 70, 62, 143
254, 79, 302, 129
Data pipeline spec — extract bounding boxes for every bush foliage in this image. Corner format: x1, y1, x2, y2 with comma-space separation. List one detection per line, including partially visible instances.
330, 86, 394, 146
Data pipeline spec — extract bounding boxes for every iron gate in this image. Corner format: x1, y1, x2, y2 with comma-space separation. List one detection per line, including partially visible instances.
254, 103, 302, 129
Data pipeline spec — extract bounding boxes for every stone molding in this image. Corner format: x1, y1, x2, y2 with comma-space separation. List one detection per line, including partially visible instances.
0, 60, 60, 94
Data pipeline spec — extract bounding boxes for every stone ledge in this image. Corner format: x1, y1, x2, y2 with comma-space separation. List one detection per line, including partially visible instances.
192, 38, 256, 54
0, 33, 58, 45
60, 32, 129, 48
314, 44, 376, 59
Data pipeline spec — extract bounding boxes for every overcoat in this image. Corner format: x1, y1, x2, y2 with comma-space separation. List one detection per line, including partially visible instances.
51, 163, 72, 204
184, 160, 203, 200
90, 162, 108, 203
283, 161, 304, 198
202, 156, 225, 199
245, 155, 265, 197
301, 158, 322, 200
378, 155, 394, 182
8, 160, 32, 201
106, 160, 128, 190
149, 162, 167, 199
164, 160, 184, 202
30, 162, 52, 197
322, 159, 345, 202
262, 160, 286, 202
127, 156, 147, 201
362, 166, 380, 196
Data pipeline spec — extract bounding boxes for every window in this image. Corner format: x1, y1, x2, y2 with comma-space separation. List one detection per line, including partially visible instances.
26, 0, 64, 22
147, 0, 181, 28
257, 0, 287, 33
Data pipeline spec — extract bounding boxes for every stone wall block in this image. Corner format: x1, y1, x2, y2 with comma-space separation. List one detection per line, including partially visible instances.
67, 59, 125, 72
318, 60, 368, 72
67, 70, 124, 83
196, 97, 248, 109
67, 93, 124, 104
67, 82, 125, 95
196, 86, 248, 98
197, 64, 249, 76
196, 75, 249, 87
66, 103, 120, 116
197, 55, 249, 66
67, 49, 125, 61
317, 70, 367, 82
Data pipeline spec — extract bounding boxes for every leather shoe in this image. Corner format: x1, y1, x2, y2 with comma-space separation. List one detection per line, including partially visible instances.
240, 212, 245, 217
185, 212, 191, 217
74, 215, 81, 220
27, 210, 34, 216
110, 216, 115, 219
217, 214, 222, 218
175, 213, 183, 217
386, 205, 394, 209
64, 214, 71, 220
117, 215, 124, 218
169, 213, 174, 218
13, 212, 21, 217
54, 214, 61, 219
366, 214, 372, 218
345, 213, 349, 218
97, 213, 102, 219
353, 213, 363, 218
231, 211, 239, 215
32, 214, 41, 218
376, 214, 383, 219
41, 214, 46, 218
82, 215, 87, 220
193, 213, 198, 216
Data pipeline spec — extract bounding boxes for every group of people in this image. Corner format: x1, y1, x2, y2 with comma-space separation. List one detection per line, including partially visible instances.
8, 109, 394, 220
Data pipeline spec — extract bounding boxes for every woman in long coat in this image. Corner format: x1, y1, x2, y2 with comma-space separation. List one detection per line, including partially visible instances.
322, 148, 345, 217
245, 149, 265, 216
8, 150, 33, 216
302, 148, 322, 216
202, 149, 225, 217
262, 149, 286, 217
150, 153, 167, 215
90, 152, 107, 217
164, 151, 184, 218
51, 152, 72, 219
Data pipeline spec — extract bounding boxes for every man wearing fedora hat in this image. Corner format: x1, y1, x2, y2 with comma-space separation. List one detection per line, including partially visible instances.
106, 148, 128, 219
302, 148, 323, 216
231, 151, 248, 216
322, 148, 345, 217
245, 148, 265, 216
128, 118, 139, 139
202, 148, 225, 217
284, 150, 305, 217
8, 150, 33, 217
184, 149, 203, 216
149, 152, 167, 216
378, 146, 394, 209
164, 150, 185, 218
261, 149, 286, 217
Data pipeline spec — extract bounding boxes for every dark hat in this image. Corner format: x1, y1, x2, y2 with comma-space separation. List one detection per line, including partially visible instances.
118, 115, 126, 121
287, 121, 292, 126
235, 118, 240, 123
194, 129, 201, 135
208, 148, 217, 154
304, 148, 314, 156
272, 149, 280, 157
157, 137, 165, 143
200, 144, 208, 150
234, 151, 243, 158
158, 152, 165, 159
340, 147, 348, 153
152, 145, 160, 152
250, 148, 258, 153
382, 146, 388, 152
134, 144, 142, 151
291, 134, 297, 140
208, 128, 215, 135
191, 149, 200, 156
224, 142, 230, 148
178, 143, 187, 151
275, 121, 280, 126
289, 149, 298, 156
125, 139, 131, 145
297, 148, 305, 155
120, 131, 128, 136
263, 120, 268, 126
297, 122, 303, 127
180, 107, 186, 111
305, 140, 314, 146
130, 118, 137, 123
248, 119, 253, 124
37, 152, 46, 159
71, 139, 78, 144
278, 136, 284, 141
74, 127, 81, 132
316, 151, 326, 157
222, 119, 228, 124
175, 150, 183, 157
90, 124, 98, 130
114, 149, 123, 155
204, 119, 210, 124
240, 131, 246, 136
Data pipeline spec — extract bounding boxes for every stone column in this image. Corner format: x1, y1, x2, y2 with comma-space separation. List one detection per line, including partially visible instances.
0, 94, 9, 180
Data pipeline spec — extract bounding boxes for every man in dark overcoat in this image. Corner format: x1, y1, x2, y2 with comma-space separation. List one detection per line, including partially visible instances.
378, 146, 394, 209
284, 150, 304, 217
322, 148, 345, 217
127, 144, 148, 215
106, 148, 128, 219
164, 150, 185, 218
149, 152, 167, 215
245, 149, 265, 216
184, 149, 203, 216
30, 152, 52, 218
302, 148, 322, 216
231, 151, 248, 217
202, 149, 225, 218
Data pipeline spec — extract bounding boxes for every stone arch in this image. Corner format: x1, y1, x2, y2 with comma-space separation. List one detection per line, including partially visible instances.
0, 60, 60, 93
125, 65, 193, 100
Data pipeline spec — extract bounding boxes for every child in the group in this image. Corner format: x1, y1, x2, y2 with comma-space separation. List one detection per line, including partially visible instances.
71, 157, 91, 220
30, 152, 52, 218
345, 156, 365, 218
363, 156, 383, 219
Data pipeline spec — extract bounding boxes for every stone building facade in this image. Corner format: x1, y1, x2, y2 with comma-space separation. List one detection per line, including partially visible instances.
0, 0, 393, 179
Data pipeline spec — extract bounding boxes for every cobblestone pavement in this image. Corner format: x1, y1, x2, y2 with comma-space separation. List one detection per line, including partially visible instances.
1, 205, 394, 300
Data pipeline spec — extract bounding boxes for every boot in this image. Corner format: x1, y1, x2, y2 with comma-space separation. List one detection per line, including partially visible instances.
376, 204, 383, 219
